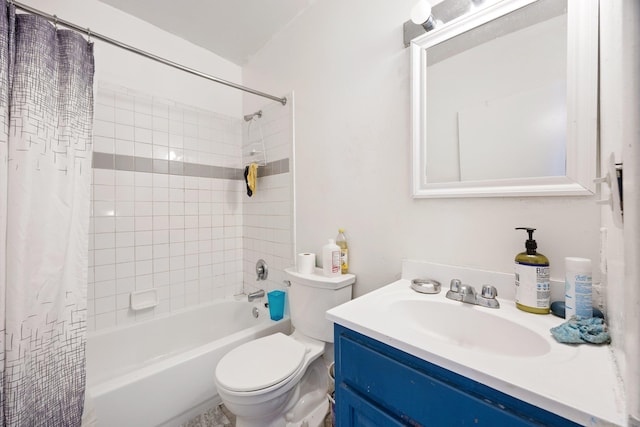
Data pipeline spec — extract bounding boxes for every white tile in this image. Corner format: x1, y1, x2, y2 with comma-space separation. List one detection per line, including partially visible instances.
135, 127, 152, 144
135, 201, 153, 216
115, 170, 135, 186
136, 260, 153, 276
153, 271, 171, 287
153, 102, 169, 118
115, 232, 135, 248
135, 142, 153, 158
95, 103, 115, 122
94, 249, 116, 266
135, 216, 153, 231
115, 201, 135, 217
115, 108, 135, 126
153, 145, 169, 160
116, 246, 135, 263
115, 124, 134, 141
135, 187, 153, 202
135, 245, 153, 261
170, 242, 185, 257
93, 136, 115, 154
170, 229, 185, 243
152, 229, 169, 245
169, 175, 184, 189
93, 169, 115, 185
93, 184, 115, 201
94, 280, 116, 299
153, 215, 170, 230
153, 202, 170, 216
135, 274, 154, 290
94, 264, 116, 282
153, 187, 169, 202
153, 174, 169, 188
169, 202, 185, 216
154, 243, 170, 258
135, 112, 153, 130
93, 119, 115, 138
170, 216, 184, 229
114, 93, 134, 111
153, 257, 170, 273
94, 217, 116, 233
116, 262, 136, 279
135, 231, 153, 246
116, 277, 135, 294
93, 201, 115, 217
135, 172, 153, 187
116, 186, 135, 202
170, 256, 185, 271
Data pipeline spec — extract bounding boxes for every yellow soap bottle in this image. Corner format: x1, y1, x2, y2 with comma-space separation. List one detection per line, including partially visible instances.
514, 227, 550, 314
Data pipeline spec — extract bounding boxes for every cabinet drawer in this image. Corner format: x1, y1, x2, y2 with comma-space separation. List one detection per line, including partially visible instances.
335, 326, 580, 427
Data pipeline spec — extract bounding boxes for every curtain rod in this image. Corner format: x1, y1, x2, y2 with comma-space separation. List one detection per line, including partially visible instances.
10, 1, 287, 106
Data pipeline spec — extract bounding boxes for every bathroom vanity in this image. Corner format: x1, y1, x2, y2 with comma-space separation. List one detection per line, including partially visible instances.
327, 261, 625, 426
334, 324, 578, 426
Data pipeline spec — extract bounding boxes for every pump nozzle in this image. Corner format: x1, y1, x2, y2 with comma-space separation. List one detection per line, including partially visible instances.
515, 227, 538, 255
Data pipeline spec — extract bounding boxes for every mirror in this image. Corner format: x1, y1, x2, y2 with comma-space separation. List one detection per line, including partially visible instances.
410, 0, 598, 198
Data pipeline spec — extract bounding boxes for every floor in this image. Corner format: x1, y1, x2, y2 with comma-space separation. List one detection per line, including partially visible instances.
181, 403, 333, 427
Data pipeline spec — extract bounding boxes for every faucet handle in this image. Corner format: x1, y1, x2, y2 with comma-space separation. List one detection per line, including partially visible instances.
481, 285, 498, 299
449, 279, 462, 293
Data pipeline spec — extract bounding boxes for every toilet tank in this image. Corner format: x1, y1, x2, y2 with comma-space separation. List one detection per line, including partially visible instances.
284, 268, 355, 343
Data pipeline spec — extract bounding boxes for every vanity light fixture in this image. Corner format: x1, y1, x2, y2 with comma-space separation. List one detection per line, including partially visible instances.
411, 0, 436, 31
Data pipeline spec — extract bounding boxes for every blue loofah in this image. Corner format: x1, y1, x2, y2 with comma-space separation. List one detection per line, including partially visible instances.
550, 316, 611, 345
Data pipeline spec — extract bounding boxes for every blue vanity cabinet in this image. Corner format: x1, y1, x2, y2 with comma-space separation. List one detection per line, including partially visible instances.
334, 324, 580, 427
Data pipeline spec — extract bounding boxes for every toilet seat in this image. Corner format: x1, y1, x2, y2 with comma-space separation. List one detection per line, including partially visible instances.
215, 333, 307, 392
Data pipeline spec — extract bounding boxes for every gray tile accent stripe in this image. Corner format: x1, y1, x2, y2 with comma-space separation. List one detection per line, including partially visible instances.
92, 152, 289, 180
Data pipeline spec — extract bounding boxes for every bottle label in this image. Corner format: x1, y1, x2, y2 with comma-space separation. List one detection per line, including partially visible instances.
515, 264, 550, 308
340, 248, 348, 273
332, 250, 341, 274
566, 272, 592, 318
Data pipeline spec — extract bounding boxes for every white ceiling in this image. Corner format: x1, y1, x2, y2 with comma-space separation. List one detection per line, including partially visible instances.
99, 0, 314, 65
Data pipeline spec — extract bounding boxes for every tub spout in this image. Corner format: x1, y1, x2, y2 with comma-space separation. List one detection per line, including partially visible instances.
248, 289, 265, 302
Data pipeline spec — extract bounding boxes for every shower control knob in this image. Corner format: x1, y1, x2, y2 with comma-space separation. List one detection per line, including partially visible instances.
256, 259, 268, 281
449, 279, 462, 292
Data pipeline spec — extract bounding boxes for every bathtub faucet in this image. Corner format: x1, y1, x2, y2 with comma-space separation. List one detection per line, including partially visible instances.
247, 289, 265, 302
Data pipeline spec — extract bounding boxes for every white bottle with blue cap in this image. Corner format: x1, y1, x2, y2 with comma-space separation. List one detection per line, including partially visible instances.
565, 257, 593, 319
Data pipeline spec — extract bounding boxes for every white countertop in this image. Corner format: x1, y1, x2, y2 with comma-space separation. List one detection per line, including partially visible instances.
327, 269, 626, 426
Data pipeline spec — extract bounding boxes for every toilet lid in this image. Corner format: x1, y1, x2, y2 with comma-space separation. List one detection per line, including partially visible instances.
215, 333, 307, 392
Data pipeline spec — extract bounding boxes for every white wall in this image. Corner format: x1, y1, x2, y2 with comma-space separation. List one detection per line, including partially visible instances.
243, 0, 600, 299
20, 0, 242, 116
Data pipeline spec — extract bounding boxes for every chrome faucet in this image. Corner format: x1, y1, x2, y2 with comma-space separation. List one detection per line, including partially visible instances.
445, 279, 500, 309
247, 289, 265, 302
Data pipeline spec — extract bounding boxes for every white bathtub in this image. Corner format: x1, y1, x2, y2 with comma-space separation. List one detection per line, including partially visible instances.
85, 299, 291, 427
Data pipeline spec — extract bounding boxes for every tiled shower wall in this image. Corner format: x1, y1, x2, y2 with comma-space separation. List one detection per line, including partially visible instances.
242, 100, 294, 296
87, 83, 244, 331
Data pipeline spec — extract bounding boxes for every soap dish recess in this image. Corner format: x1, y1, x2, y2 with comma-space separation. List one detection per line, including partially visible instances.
410, 278, 441, 294
130, 289, 159, 311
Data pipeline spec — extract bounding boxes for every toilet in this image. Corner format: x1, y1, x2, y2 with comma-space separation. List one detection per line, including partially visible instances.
214, 267, 355, 427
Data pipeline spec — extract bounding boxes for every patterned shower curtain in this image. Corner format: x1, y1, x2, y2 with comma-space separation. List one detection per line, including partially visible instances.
0, 0, 95, 425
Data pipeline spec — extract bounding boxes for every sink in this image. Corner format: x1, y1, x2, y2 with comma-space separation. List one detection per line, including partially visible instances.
388, 299, 551, 358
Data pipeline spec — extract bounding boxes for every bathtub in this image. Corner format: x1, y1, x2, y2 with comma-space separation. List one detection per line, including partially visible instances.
85, 299, 291, 427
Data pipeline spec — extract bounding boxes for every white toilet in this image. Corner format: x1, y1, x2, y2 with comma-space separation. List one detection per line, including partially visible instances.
214, 267, 355, 427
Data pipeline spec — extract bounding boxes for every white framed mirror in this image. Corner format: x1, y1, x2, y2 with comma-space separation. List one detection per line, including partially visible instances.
410, 0, 598, 198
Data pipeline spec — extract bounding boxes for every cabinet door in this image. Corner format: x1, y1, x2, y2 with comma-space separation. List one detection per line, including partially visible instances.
336, 383, 405, 427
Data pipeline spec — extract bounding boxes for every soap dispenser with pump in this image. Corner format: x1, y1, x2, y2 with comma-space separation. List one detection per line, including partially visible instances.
514, 227, 550, 314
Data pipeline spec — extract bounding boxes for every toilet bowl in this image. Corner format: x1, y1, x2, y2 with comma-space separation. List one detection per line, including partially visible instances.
214, 268, 355, 427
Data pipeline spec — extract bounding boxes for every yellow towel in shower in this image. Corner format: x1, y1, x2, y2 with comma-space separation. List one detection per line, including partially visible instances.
247, 162, 258, 194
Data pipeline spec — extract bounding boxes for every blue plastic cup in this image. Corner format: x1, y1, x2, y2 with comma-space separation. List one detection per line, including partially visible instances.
267, 290, 285, 321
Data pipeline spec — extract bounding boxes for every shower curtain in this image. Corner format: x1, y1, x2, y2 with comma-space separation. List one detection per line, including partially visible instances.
0, 1, 95, 425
